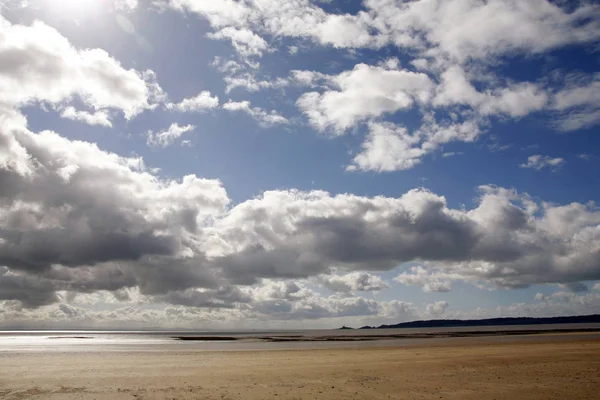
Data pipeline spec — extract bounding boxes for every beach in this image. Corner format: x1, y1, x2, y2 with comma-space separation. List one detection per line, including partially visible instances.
1, 334, 599, 399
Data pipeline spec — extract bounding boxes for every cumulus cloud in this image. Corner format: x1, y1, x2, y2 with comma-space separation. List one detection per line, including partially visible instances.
348, 118, 480, 172
223, 73, 289, 93
318, 272, 388, 293
297, 62, 433, 134
425, 301, 449, 317
147, 123, 195, 147
163, 0, 600, 63
0, 117, 230, 306
0, 16, 157, 118
163, 0, 600, 141
222, 100, 288, 126
5, 126, 600, 311
520, 155, 565, 171
165, 91, 219, 112
347, 122, 425, 172
2, 0, 600, 326
114, 0, 138, 11
296, 61, 543, 168
160, 0, 600, 168
208, 27, 270, 58
394, 266, 455, 293
366, 0, 600, 63
4, 287, 600, 328
434, 66, 548, 117
207, 185, 600, 290
162, 0, 381, 52
523, 290, 600, 317
59, 107, 112, 127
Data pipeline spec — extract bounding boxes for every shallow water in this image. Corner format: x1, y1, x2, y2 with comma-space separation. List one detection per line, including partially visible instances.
1, 323, 599, 353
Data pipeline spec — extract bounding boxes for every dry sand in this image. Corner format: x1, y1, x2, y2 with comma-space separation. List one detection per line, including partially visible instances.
1, 336, 599, 399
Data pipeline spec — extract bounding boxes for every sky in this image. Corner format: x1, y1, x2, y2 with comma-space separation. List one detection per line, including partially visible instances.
0, 0, 599, 330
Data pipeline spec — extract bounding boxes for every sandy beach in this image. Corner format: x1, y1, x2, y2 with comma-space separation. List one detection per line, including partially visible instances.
1, 335, 599, 400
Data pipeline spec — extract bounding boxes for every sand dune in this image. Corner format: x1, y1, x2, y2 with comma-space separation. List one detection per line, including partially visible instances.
1, 337, 599, 399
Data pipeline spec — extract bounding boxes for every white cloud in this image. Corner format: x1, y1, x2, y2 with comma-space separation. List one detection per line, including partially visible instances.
394, 266, 455, 293
425, 301, 449, 317
164, 0, 382, 51
165, 0, 600, 63
349, 118, 480, 173
208, 185, 600, 290
0, 113, 230, 307
114, 0, 138, 11
211, 57, 245, 74
297, 62, 433, 133
248, 280, 305, 302
418, 117, 481, 149
555, 110, 600, 132
4, 102, 598, 308
208, 27, 270, 58
4, 286, 600, 328
348, 122, 425, 172
552, 74, 600, 131
166, 91, 219, 112
59, 107, 112, 127
520, 155, 565, 171
554, 74, 600, 110
0, 16, 156, 118
434, 66, 548, 117
520, 290, 600, 317
2, 0, 600, 325
147, 123, 196, 148
163, 0, 252, 29
223, 73, 288, 93
442, 152, 463, 158
2, 134, 600, 315
164, 0, 600, 148
318, 272, 388, 293
162, 0, 600, 137
222, 100, 288, 126
290, 70, 330, 88
367, 0, 600, 63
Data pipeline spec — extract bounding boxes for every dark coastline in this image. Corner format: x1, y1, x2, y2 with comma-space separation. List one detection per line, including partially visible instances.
358, 314, 600, 330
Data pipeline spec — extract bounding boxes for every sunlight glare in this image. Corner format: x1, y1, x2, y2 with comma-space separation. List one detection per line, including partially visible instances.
42, 0, 105, 18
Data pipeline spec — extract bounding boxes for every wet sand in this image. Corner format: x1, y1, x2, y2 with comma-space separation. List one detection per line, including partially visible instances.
1, 335, 599, 399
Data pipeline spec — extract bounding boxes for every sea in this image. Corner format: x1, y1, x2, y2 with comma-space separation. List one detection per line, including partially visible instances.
1, 323, 599, 353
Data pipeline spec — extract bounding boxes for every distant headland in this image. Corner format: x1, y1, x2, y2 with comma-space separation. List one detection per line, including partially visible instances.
340, 314, 600, 330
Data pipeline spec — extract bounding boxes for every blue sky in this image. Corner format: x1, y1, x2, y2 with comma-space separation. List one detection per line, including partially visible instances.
0, 0, 599, 329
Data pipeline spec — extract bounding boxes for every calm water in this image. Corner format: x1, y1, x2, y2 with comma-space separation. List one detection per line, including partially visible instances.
1, 324, 599, 353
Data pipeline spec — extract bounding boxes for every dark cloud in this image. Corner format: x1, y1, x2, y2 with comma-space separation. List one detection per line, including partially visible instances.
0, 267, 59, 308
559, 282, 589, 293
2, 136, 600, 310
1, 105, 600, 313
211, 187, 600, 290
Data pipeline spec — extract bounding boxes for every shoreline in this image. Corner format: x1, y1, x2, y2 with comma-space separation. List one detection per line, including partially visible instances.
171, 326, 600, 342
